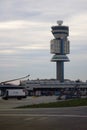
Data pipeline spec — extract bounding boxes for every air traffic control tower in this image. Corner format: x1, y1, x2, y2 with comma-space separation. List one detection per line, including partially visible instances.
50, 20, 70, 82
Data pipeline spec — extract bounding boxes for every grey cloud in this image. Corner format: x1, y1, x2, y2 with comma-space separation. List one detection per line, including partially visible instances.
0, 0, 87, 81
0, 0, 86, 22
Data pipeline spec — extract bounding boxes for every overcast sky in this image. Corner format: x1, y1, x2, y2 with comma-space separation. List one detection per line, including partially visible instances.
0, 0, 87, 83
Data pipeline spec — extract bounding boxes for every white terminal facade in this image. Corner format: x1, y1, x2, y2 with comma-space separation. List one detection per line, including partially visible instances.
50, 20, 70, 82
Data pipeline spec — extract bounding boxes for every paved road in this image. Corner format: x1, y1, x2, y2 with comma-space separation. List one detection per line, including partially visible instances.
0, 107, 87, 130
0, 96, 57, 109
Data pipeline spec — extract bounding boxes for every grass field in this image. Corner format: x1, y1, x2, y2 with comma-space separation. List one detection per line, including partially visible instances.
16, 98, 87, 108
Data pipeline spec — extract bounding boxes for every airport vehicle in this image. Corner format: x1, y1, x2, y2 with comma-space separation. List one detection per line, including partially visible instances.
0, 75, 29, 100
0, 84, 28, 100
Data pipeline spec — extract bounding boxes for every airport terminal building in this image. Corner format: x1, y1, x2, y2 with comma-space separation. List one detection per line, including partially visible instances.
20, 79, 87, 97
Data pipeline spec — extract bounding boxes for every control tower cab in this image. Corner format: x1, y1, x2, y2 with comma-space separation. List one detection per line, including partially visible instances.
50, 20, 70, 82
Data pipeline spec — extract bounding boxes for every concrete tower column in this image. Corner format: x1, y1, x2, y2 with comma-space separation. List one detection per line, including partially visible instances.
56, 62, 64, 82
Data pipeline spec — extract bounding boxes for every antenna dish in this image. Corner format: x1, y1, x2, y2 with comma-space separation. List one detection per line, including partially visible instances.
57, 20, 63, 26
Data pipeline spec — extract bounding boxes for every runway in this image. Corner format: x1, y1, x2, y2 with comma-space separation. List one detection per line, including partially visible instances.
0, 97, 87, 130
0, 107, 87, 130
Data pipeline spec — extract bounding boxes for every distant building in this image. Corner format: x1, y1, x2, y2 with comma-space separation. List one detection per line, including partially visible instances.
20, 79, 87, 96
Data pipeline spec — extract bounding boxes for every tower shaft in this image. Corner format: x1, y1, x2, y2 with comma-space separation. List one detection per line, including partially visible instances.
56, 61, 64, 82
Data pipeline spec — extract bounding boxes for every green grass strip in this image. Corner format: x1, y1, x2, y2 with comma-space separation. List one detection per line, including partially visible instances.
16, 98, 87, 108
